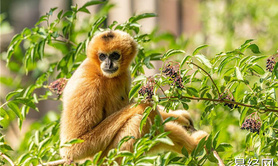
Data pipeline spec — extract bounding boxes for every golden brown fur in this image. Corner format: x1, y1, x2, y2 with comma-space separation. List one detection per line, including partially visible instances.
60, 30, 207, 162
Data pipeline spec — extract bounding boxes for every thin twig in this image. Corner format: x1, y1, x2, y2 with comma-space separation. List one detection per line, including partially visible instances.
212, 149, 225, 166
38, 159, 67, 166
188, 62, 221, 99
53, 38, 77, 47
159, 96, 278, 113
155, 81, 167, 98
0, 152, 15, 166
0, 102, 8, 109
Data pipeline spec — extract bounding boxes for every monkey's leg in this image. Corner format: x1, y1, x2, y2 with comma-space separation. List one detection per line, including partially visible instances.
148, 121, 208, 155
60, 103, 151, 161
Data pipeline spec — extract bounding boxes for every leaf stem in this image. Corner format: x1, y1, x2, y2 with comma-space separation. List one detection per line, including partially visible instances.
188, 62, 221, 99
0, 102, 8, 109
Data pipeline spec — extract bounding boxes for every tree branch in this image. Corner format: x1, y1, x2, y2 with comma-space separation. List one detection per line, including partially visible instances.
212, 149, 225, 166
0, 152, 15, 166
38, 159, 67, 166
159, 96, 278, 113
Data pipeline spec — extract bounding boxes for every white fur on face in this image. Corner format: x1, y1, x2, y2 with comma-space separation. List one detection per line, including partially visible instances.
100, 60, 121, 78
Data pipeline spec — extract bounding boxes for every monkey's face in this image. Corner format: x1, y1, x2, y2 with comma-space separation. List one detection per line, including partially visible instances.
87, 30, 137, 78
98, 51, 121, 77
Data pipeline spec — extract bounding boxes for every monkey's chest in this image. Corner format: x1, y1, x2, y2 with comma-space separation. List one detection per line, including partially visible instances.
103, 89, 129, 117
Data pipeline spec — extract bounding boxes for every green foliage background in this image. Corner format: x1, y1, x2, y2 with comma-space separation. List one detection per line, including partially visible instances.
0, 0, 277, 165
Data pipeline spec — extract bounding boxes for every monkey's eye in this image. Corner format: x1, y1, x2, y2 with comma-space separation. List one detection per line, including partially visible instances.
99, 53, 107, 61
110, 52, 120, 60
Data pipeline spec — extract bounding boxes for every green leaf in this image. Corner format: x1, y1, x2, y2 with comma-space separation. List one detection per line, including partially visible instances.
192, 136, 206, 156
161, 49, 185, 60
38, 137, 51, 152
180, 55, 192, 68
5, 89, 24, 101
7, 102, 21, 119
250, 64, 265, 75
128, 84, 141, 100
13, 98, 37, 111
186, 87, 199, 97
193, 45, 208, 56
181, 147, 189, 157
81, 0, 105, 8
133, 75, 146, 82
61, 139, 84, 147
212, 131, 220, 148
140, 106, 152, 132
156, 137, 174, 146
240, 39, 254, 50
57, 10, 63, 19
215, 143, 232, 152
247, 44, 260, 54
37, 40, 46, 60
207, 152, 218, 163
129, 13, 157, 23
92, 151, 102, 165
78, 7, 90, 14
235, 67, 243, 80
195, 54, 212, 68
162, 116, 177, 125
273, 62, 278, 79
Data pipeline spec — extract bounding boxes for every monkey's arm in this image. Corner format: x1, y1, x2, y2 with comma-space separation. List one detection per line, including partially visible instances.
60, 103, 150, 161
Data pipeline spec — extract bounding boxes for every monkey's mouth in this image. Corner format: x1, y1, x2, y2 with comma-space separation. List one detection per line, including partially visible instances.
102, 67, 119, 74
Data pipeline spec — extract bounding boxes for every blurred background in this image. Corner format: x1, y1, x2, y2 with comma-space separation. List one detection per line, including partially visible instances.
0, 0, 278, 153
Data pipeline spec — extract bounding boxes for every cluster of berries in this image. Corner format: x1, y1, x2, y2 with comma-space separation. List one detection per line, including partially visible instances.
162, 64, 184, 89
266, 56, 276, 72
49, 78, 68, 95
221, 93, 239, 109
138, 80, 155, 100
241, 118, 261, 134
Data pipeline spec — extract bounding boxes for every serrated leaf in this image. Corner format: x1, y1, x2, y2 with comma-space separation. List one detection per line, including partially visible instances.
235, 67, 243, 80
129, 13, 157, 23
195, 54, 212, 68
161, 49, 185, 60
128, 84, 141, 100
193, 45, 208, 55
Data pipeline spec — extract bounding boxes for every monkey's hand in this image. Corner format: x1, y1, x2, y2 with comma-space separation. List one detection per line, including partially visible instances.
157, 105, 195, 132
